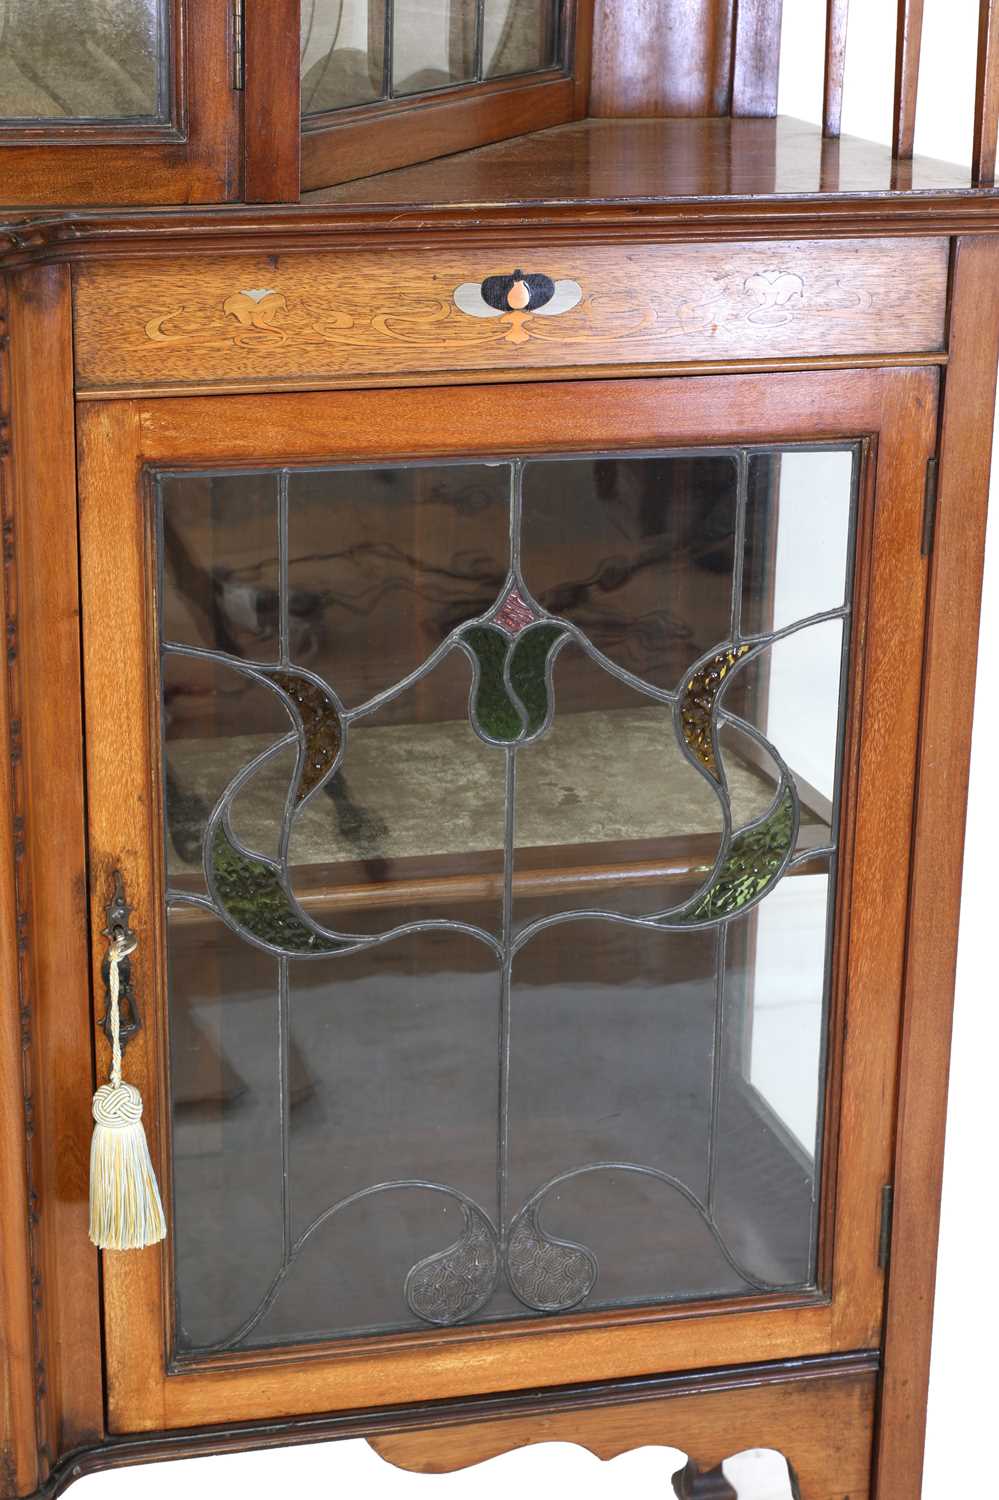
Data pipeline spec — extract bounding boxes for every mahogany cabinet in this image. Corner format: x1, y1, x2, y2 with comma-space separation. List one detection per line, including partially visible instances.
2, 5, 999, 1500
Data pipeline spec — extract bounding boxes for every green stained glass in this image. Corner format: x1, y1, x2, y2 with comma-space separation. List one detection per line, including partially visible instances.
464, 622, 566, 743
210, 822, 347, 953
464, 626, 524, 742
678, 786, 796, 922
509, 624, 565, 735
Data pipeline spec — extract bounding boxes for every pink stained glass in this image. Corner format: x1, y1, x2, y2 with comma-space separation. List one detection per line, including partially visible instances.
494, 586, 538, 634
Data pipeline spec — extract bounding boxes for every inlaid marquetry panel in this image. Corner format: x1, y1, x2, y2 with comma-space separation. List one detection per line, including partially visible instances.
72, 238, 948, 396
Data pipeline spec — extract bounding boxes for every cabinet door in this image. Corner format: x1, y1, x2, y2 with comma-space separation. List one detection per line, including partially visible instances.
78, 369, 935, 1433
0, 0, 237, 204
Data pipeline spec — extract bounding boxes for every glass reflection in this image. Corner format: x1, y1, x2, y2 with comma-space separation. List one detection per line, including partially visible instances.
301, 0, 386, 113
393, 0, 476, 94
520, 453, 739, 693
0, 0, 165, 121
483, 0, 556, 77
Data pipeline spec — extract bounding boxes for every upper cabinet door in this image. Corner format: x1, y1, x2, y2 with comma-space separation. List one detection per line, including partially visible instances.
77, 368, 935, 1433
298, 0, 591, 191
0, 0, 238, 205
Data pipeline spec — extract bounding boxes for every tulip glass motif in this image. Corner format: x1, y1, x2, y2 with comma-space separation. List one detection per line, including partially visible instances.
158, 445, 858, 1354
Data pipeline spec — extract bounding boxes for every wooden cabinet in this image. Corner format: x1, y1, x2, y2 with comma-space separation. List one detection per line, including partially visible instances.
2, 6, 999, 1500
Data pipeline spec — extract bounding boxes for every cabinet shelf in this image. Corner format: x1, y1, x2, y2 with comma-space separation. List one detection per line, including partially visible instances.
302, 116, 978, 209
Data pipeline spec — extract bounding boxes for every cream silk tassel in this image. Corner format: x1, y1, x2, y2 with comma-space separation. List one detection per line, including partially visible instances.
89, 935, 166, 1250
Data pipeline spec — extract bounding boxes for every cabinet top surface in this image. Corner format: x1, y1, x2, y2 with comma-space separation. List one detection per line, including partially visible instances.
304, 117, 976, 206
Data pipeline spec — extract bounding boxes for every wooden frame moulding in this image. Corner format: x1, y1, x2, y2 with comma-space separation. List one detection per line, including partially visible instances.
0, 266, 103, 1495
75, 365, 933, 1434
0, 274, 40, 1500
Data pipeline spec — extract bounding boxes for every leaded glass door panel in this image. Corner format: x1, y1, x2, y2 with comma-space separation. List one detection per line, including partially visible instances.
78, 370, 936, 1431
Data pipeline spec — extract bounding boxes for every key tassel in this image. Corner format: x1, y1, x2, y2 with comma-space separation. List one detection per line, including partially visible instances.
89, 934, 166, 1250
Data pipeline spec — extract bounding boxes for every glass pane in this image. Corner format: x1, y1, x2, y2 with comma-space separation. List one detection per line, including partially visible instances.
162, 652, 294, 895
723, 617, 847, 847
393, 0, 476, 95
286, 462, 509, 708
160, 472, 281, 661
712, 870, 833, 1285
742, 449, 856, 635
301, 0, 386, 114
512, 641, 779, 928
286, 649, 506, 937
170, 910, 285, 1353
483, 0, 556, 77
0, 0, 165, 122
300, 0, 559, 115
158, 441, 858, 1355
520, 453, 740, 694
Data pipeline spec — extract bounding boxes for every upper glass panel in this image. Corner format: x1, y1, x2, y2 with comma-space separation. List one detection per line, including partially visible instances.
158, 443, 858, 1356
0, 0, 167, 123
301, 0, 560, 117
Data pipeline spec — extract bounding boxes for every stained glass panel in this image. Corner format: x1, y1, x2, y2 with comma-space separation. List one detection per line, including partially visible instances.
159, 441, 858, 1356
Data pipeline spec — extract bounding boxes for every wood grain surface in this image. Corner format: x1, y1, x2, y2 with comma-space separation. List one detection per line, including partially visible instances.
5, 267, 104, 1470
590, 0, 735, 116
974, 0, 999, 184
370, 1360, 876, 1498
72, 238, 948, 397
299, 117, 974, 206
302, 77, 577, 191
893, 0, 925, 160
243, 0, 301, 203
823, 0, 850, 137
731, 0, 784, 118
0, 277, 40, 1500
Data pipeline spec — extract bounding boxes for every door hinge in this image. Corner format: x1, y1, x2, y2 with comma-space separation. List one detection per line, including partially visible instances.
232, 0, 245, 91
878, 1183, 894, 1268
921, 456, 939, 557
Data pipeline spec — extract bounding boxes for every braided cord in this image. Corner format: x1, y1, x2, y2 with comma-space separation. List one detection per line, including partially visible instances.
107, 935, 137, 1090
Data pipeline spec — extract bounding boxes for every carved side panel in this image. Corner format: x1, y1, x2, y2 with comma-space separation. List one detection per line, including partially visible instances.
368, 1358, 875, 1497
72, 238, 949, 396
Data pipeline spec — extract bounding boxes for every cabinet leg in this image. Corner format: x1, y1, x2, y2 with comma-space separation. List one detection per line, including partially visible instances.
671, 1459, 738, 1499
